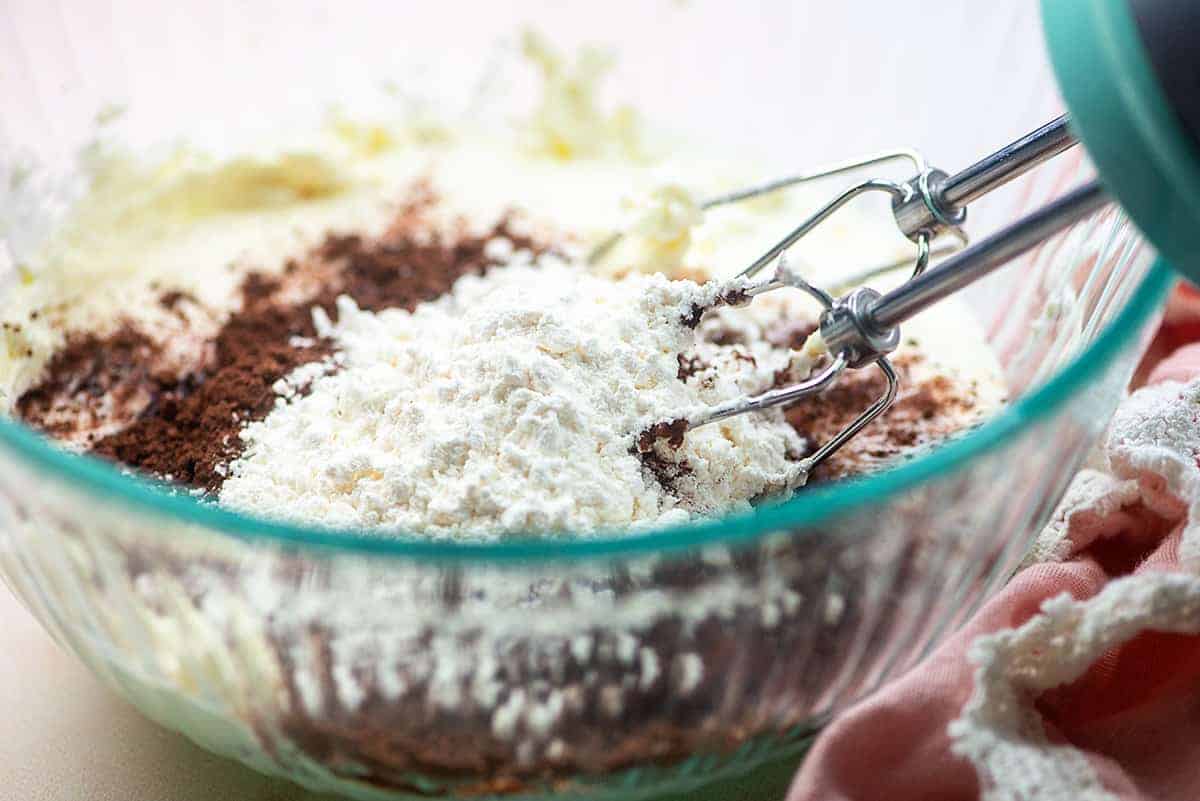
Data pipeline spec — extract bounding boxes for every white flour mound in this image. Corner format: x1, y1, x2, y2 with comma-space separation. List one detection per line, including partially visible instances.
219, 246, 806, 538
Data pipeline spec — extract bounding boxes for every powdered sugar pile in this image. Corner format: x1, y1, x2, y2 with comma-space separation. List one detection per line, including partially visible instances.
218, 245, 807, 537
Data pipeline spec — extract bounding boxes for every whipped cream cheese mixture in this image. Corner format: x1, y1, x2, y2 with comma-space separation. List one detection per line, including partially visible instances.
0, 32, 1007, 539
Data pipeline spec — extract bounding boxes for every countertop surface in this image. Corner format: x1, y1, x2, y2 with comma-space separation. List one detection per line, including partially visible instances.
0, 584, 341, 801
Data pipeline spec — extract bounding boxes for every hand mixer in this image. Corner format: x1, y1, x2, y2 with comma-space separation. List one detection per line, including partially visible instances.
637, 0, 1200, 478
682, 115, 1093, 476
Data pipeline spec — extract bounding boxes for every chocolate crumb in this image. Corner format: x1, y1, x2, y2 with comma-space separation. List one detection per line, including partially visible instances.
17, 327, 164, 440
719, 286, 750, 307
681, 303, 705, 329
708, 328, 745, 347
676, 353, 707, 382
681, 286, 750, 330
764, 319, 819, 350
730, 349, 756, 367
637, 419, 689, 453
90, 322, 334, 492
634, 418, 692, 494
158, 289, 195, 312
783, 352, 975, 482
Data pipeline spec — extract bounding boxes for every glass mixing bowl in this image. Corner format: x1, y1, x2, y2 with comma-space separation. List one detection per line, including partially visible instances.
0, 1, 1176, 799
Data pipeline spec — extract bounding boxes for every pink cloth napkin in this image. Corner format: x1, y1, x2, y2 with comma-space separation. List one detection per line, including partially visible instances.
790, 283, 1200, 801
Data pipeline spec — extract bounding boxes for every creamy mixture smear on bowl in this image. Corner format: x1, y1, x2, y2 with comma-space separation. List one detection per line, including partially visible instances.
0, 34, 1005, 540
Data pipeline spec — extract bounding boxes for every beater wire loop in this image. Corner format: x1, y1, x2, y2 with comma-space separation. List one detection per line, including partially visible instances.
643, 116, 1090, 476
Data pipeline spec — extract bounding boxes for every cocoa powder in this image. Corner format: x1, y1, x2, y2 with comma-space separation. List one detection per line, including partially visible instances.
634, 418, 692, 493
17, 196, 973, 496
16, 327, 173, 444
784, 352, 978, 482
90, 318, 332, 491
17, 199, 544, 492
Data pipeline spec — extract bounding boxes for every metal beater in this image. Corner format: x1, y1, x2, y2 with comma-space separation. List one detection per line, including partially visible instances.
634, 116, 1109, 475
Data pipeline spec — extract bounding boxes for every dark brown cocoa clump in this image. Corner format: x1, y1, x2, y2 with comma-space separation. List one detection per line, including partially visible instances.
637, 418, 689, 452
90, 314, 333, 492
17, 327, 170, 443
784, 352, 978, 482
676, 353, 707, 381
681, 284, 751, 329
681, 303, 705, 329
634, 418, 692, 493
158, 289, 195, 313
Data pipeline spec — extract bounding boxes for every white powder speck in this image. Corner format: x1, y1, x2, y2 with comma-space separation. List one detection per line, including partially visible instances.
291, 639, 325, 716
471, 654, 503, 710
428, 660, 463, 710
570, 635, 593, 663
331, 662, 367, 712
378, 665, 408, 701
615, 632, 639, 664
526, 691, 566, 737
781, 590, 803, 614
492, 689, 528, 740
824, 594, 846, 625
638, 647, 661, 690
483, 236, 515, 261
672, 652, 704, 695
598, 684, 625, 719
561, 685, 584, 713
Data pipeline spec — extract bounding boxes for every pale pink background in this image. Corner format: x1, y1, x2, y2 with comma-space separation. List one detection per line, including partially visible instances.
0, 584, 339, 800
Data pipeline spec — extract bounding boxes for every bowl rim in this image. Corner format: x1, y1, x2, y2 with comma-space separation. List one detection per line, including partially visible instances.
0, 258, 1174, 563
